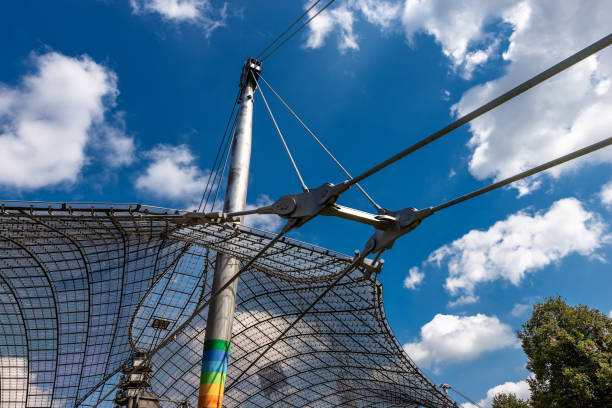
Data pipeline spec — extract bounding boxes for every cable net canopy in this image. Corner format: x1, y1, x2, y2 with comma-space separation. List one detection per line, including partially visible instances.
0, 202, 456, 408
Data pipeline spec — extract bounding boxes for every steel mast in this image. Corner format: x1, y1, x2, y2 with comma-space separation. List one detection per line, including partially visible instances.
198, 58, 261, 408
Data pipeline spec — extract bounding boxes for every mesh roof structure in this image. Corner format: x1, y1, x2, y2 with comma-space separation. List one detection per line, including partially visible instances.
0, 202, 457, 408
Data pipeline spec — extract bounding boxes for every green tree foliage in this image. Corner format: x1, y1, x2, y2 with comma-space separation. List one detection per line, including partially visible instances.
517, 297, 612, 408
491, 393, 530, 408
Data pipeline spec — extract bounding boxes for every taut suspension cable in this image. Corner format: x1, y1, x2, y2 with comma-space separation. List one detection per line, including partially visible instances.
259, 74, 383, 211
255, 75, 310, 192
345, 33, 612, 189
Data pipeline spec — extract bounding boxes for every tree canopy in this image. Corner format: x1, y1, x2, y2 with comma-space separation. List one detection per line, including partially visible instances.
516, 297, 612, 408
491, 393, 530, 408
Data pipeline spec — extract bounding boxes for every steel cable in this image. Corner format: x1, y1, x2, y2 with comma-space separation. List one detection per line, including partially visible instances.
256, 0, 323, 60
256, 77, 310, 192
210, 113, 239, 211
346, 33, 612, 189
433, 135, 612, 213
145, 222, 294, 360
260, 0, 337, 61
198, 87, 242, 212
225, 249, 371, 392
259, 74, 383, 211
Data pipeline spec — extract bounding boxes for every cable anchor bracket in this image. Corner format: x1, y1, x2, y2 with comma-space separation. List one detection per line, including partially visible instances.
363, 206, 434, 255
257, 181, 350, 228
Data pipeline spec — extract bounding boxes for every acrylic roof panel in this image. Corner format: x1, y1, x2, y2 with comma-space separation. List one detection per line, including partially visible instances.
0, 202, 456, 408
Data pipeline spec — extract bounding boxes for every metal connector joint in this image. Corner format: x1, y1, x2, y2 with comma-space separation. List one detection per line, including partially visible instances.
364, 206, 433, 254
239, 57, 262, 90
263, 181, 349, 228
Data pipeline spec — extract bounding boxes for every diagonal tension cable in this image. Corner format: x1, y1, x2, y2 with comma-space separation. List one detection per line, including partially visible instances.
433, 135, 612, 213
210, 113, 239, 212
222, 136, 612, 393
260, 0, 336, 61
256, 76, 310, 192
258, 74, 383, 211
145, 223, 294, 360
256, 0, 323, 60
345, 33, 612, 189
198, 87, 242, 212
225, 250, 371, 393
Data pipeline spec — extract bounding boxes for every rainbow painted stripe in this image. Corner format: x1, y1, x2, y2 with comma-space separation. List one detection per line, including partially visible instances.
198, 339, 230, 408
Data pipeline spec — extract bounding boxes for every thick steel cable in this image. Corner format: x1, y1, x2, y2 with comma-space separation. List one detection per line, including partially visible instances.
198, 88, 242, 212
210, 114, 239, 212
346, 33, 612, 189
225, 135, 612, 393
225, 249, 370, 392
433, 135, 612, 212
256, 78, 310, 192
92, 382, 120, 408
260, 0, 337, 61
259, 74, 383, 211
256, 0, 323, 60
442, 385, 482, 408
145, 223, 293, 360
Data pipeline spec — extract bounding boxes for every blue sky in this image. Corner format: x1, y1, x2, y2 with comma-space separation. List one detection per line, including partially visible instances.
1, 1, 611, 406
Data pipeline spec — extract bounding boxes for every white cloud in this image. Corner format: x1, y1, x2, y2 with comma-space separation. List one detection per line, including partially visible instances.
135, 144, 211, 205
403, 266, 424, 289
444, 1, 612, 194
608, 309, 612, 318
351, 0, 401, 28
244, 194, 284, 232
305, 3, 359, 52
130, 0, 227, 35
424, 198, 608, 305
0, 52, 129, 190
510, 302, 531, 317
463, 379, 530, 408
402, 0, 514, 77
134, 145, 281, 224
304, 0, 401, 52
403, 313, 517, 369
600, 180, 612, 207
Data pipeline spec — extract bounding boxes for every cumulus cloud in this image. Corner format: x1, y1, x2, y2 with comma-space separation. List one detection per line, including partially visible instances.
135, 145, 282, 225
403, 266, 424, 289
463, 379, 530, 408
423, 198, 608, 305
403, 313, 517, 369
304, 2, 612, 194
305, 2, 359, 52
130, 0, 227, 35
600, 180, 612, 207
402, 0, 514, 77
446, 1, 612, 194
0, 52, 131, 190
135, 144, 211, 205
304, 0, 401, 52
510, 302, 531, 317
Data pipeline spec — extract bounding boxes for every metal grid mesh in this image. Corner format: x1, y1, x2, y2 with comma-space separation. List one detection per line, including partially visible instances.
0, 203, 456, 408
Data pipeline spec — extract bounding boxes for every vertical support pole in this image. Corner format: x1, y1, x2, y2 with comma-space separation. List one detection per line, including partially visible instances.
198, 58, 261, 408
